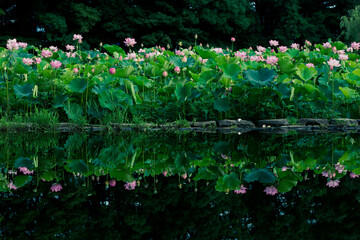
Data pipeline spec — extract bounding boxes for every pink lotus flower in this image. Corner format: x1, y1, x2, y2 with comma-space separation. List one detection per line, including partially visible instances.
234, 185, 247, 194
256, 46, 266, 52
269, 40, 279, 47
323, 42, 332, 49
250, 55, 264, 62
182, 56, 187, 63
41, 49, 53, 58
326, 180, 340, 188
305, 40, 312, 46
50, 183, 63, 192
124, 180, 136, 190
109, 179, 116, 187
339, 54, 349, 61
174, 66, 180, 74
162, 71, 168, 77
6, 39, 19, 50
18, 42, 28, 48
73, 68, 79, 73
306, 63, 315, 68
212, 48, 223, 54
182, 173, 187, 179
221, 153, 231, 160
291, 43, 300, 50
347, 47, 354, 53
125, 52, 137, 60
231, 37, 236, 42
49, 46, 58, 52
50, 60, 62, 69
278, 46, 288, 53
163, 170, 168, 177
109, 68, 116, 74
175, 50, 185, 56
264, 186, 278, 195
8, 170, 17, 175
281, 166, 289, 171
18, 167, 34, 175
66, 52, 76, 58
161, 47, 165, 51
327, 58, 341, 70
124, 38, 137, 47
351, 42, 360, 50
66, 44, 75, 51
266, 56, 278, 66
35, 57, 41, 64
234, 51, 247, 59
73, 34, 83, 42
350, 172, 359, 178
22, 58, 34, 65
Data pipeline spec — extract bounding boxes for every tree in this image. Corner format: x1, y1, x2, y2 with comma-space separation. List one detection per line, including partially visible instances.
341, 5, 360, 42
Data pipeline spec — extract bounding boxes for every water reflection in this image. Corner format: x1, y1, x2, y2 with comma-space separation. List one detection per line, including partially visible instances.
1, 132, 360, 239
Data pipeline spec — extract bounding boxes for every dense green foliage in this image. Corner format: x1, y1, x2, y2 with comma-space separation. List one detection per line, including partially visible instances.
1, 39, 360, 123
0, 0, 358, 49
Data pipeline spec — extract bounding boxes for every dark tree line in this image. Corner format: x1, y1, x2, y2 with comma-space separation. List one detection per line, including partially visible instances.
0, 0, 358, 50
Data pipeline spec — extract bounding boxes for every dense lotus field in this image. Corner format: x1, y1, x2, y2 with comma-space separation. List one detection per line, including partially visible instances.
1, 36, 360, 124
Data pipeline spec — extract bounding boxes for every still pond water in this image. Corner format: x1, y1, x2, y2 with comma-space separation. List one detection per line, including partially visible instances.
1, 131, 360, 239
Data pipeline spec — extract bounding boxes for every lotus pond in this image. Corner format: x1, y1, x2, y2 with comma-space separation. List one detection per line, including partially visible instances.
2, 38, 360, 126
1, 131, 360, 239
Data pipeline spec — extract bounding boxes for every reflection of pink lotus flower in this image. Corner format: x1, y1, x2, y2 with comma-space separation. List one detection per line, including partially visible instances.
350, 172, 359, 178
124, 181, 136, 190
41, 49, 53, 58
335, 163, 346, 173
50, 60, 62, 69
182, 173, 187, 179
22, 58, 34, 65
234, 185, 247, 194
51, 183, 63, 192
163, 170, 168, 177
221, 153, 231, 160
8, 182, 17, 190
326, 180, 340, 188
18, 167, 34, 175
264, 186, 278, 195
321, 171, 329, 178
124, 38, 137, 47
109, 179, 116, 187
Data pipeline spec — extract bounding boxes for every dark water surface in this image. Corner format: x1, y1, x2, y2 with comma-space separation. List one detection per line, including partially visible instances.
1, 131, 360, 239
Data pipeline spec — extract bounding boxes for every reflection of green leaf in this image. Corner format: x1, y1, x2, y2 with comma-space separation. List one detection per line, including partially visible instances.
244, 168, 276, 184
14, 175, 32, 188
68, 160, 88, 174
109, 169, 135, 182
14, 157, 34, 169
193, 167, 217, 181
277, 171, 301, 193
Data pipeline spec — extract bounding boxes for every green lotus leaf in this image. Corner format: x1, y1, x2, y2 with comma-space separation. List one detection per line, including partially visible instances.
69, 78, 87, 93
244, 68, 277, 87
14, 83, 34, 98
